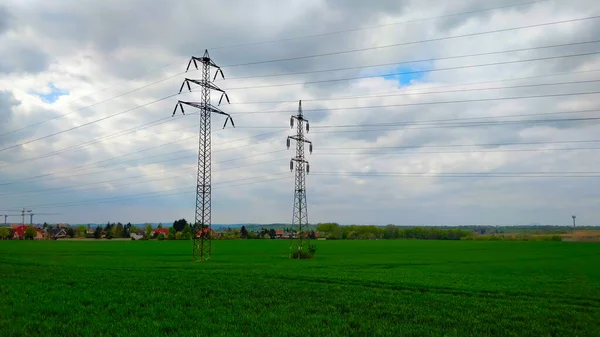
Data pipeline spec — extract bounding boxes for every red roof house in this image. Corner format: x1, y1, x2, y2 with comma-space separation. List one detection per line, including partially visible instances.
152, 228, 169, 238
195, 227, 214, 238
12, 225, 43, 240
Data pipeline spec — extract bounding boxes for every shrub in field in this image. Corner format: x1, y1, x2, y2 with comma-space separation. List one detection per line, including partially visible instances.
157, 233, 166, 241
291, 244, 317, 259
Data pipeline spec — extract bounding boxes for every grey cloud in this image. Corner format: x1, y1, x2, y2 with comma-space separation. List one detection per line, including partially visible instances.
0, 91, 20, 146
0, 6, 11, 34
0, 38, 50, 74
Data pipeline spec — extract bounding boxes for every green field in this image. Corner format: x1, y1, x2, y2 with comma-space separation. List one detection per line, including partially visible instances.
1, 240, 599, 336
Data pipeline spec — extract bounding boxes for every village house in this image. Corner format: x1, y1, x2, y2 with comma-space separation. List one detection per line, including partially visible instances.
47, 228, 68, 240
12, 225, 44, 240
152, 228, 169, 238
130, 231, 145, 240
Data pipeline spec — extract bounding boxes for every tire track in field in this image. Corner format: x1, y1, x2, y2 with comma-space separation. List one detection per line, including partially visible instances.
268, 274, 600, 310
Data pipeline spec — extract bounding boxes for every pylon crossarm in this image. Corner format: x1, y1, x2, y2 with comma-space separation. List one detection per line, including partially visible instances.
288, 135, 311, 144
179, 78, 228, 95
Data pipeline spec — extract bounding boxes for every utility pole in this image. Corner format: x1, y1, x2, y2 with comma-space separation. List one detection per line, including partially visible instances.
172, 49, 235, 262
572, 215, 576, 238
21, 208, 31, 226
286, 100, 313, 258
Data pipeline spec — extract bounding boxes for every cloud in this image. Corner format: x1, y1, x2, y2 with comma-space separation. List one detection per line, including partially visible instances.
0, 0, 598, 226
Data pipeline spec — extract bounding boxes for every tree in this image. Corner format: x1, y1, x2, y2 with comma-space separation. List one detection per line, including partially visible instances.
182, 224, 191, 238
316, 223, 342, 240
173, 219, 188, 232
66, 227, 75, 238
0, 227, 9, 240
25, 226, 37, 240
240, 226, 248, 239
76, 225, 87, 238
157, 223, 163, 229
130, 225, 138, 233
167, 227, 176, 240
157, 233, 166, 241
145, 224, 153, 240
383, 225, 398, 239
94, 226, 102, 239
175, 232, 182, 240
115, 223, 124, 238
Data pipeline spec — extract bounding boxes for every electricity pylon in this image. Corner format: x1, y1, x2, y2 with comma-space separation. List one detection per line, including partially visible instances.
286, 100, 313, 258
172, 50, 235, 262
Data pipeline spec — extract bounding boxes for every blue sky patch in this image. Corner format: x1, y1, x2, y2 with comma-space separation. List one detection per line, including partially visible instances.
383, 66, 426, 86
361, 62, 433, 88
33, 82, 69, 103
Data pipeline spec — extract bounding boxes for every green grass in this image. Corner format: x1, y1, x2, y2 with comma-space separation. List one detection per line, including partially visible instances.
1, 240, 599, 336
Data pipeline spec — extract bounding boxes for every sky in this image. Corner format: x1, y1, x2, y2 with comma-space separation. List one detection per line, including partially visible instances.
0, 0, 599, 226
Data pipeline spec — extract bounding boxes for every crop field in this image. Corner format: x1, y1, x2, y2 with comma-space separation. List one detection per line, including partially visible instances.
1, 240, 599, 336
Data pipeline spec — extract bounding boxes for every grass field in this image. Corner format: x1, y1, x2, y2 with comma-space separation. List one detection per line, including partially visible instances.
1, 240, 599, 336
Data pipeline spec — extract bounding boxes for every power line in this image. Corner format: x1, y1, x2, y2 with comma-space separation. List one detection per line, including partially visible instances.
0, 101, 291, 168
319, 139, 600, 150
0, 158, 288, 199
221, 14, 600, 68
0, 72, 186, 139
226, 77, 600, 107
225, 40, 600, 80
0, 142, 288, 188
0, 94, 177, 154
230, 90, 600, 115
12, 168, 600, 211
220, 51, 600, 93
211, 0, 549, 51
315, 146, 600, 156
311, 172, 600, 178
15, 172, 291, 210
310, 116, 600, 134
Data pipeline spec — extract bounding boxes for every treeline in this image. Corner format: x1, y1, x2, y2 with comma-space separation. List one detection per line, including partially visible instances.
316, 223, 473, 240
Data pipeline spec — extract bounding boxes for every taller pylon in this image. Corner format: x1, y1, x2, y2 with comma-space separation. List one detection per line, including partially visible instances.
172, 50, 235, 262
286, 100, 313, 257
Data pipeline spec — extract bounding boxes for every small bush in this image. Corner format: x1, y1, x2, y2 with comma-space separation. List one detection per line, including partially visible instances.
291, 244, 316, 259
157, 233, 166, 241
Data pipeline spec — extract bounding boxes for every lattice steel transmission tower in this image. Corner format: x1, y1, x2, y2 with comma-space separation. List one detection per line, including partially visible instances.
286, 100, 313, 257
172, 50, 235, 262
